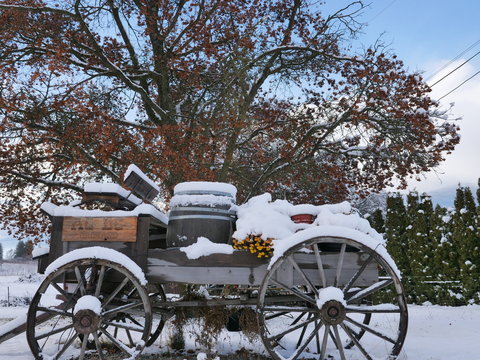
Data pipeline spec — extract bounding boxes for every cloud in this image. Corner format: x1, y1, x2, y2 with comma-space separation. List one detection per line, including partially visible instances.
405, 58, 480, 194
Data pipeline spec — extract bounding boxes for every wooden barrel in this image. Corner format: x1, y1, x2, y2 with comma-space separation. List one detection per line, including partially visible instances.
166, 182, 237, 248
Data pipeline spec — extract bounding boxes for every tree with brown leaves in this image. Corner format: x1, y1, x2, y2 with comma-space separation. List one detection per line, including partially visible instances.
0, 0, 459, 240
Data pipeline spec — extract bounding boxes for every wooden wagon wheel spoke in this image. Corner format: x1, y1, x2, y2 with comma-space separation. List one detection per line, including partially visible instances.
74, 266, 86, 296
51, 282, 75, 304
267, 314, 319, 341
36, 307, 73, 317
95, 265, 106, 298
103, 321, 145, 333
319, 324, 330, 360
294, 313, 311, 349
78, 333, 89, 360
103, 301, 143, 317
345, 304, 401, 314
346, 278, 394, 303
314, 319, 321, 353
345, 315, 397, 344
53, 332, 78, 360
270, 279, 316, 305
262, 306, 316, 313
264, 311, 289, 320
123, 319, 135, 348
343, 253, 374, 294
93, 331, 106, 360
340, 323, 372, 360
288, 257, 319, 296
99, 327, 133, 357
102, 277, 130, 308
334, 243, 347, 287
289, 320, 323, 360
35, 324, 74, 341
333, 325, 346, 360
313, 244, 327, 288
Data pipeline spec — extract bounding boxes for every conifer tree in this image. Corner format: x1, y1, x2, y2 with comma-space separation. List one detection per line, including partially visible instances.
455, 187, 479, 302
477, 178, 480, 205
367, 209, 385, 234
432, 205, 459, 304
385, 193, 412, 299
450, 186, 468, 303
14, 240, 27, 259
405, 192, 435, 302
402, 192, 422, 301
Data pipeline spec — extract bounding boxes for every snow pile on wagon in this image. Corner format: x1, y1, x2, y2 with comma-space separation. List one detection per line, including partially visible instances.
232, 193, 398, 274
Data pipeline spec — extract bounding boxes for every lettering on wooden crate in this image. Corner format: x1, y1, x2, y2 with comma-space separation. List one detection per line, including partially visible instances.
62, 217, 137, 242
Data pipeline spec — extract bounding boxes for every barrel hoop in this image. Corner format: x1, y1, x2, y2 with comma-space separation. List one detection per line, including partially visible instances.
174, 190, 235, 198
171, 206, 236, 215
168, 214, 235, 221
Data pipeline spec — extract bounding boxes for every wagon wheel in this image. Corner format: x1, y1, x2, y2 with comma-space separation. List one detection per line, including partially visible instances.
258, 236, 408, 360
27, 258, 152, 360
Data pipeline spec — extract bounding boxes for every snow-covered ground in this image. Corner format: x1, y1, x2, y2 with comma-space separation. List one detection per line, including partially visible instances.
0, 273, 479, 360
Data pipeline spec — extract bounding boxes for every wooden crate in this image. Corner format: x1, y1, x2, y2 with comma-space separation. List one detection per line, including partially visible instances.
46, 214, 167, 273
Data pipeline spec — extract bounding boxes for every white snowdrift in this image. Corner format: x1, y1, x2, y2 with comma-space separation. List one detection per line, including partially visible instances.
180, 237, 234, 260
232, 193, 397, 276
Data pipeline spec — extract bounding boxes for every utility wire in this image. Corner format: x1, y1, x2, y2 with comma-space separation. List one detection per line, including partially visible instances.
426, 39, 480, 81
430, 50, 480, 87
368, 0, 397, 23
437, 69, 480, 101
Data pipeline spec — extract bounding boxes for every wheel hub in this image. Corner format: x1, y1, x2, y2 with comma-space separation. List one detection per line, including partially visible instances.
73, 310, 100, 335
73, 295, 102, 334
320, 300, 346, 325
73, 309, 100, 334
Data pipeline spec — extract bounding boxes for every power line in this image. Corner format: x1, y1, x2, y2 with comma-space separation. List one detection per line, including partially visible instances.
437, 69, 480, 101
426, 39, 480, 81
430, 50, 480, 87
368, 0, 397, 23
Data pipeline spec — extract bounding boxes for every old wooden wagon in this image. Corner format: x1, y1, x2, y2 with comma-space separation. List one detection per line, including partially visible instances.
0, 167, 408, 360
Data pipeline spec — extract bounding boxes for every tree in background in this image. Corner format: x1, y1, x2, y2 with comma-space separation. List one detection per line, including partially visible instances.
431, 205, 460, 305
366, 209, 385, 234
384, 193, 412, 298
14, 240, 27, 259
381, 185, 480, 305
0, 0, 459, 241
0, 242, 3, 260
453, 187, 480, 302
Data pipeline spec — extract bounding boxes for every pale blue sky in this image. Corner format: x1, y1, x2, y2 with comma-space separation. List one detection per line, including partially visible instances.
323, 0, 480, 199
2, 1, 479, 253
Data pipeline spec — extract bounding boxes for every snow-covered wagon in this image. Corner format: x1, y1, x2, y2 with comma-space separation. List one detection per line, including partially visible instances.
0, 166, 408, 360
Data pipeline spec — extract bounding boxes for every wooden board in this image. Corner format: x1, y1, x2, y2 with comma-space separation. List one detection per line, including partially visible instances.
146, 249, 378, 286
62, 217, 137, 242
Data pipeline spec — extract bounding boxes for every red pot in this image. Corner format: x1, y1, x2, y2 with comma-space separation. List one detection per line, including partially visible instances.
290, 214, 315, 224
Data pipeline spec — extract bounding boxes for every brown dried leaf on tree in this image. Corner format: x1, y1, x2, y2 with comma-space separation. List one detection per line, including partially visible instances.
0, 0, 459, 242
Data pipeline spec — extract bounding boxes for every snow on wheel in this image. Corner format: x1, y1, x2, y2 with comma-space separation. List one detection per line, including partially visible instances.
26, 250, 152, 360
257, 236, 408, 360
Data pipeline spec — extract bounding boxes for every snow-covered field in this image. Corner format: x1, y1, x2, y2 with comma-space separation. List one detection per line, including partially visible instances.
0, 273, 479, 360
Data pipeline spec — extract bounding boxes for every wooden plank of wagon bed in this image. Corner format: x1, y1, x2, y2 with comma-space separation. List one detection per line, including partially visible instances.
146, 248, 378, 286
